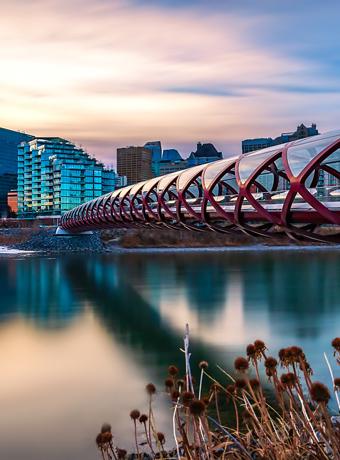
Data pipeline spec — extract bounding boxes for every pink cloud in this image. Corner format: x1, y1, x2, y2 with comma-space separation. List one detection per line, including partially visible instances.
0, 0, 339, 163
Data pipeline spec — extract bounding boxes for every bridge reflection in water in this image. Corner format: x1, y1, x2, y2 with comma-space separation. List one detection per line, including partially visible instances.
1, 252, 339, 369
0, 251, 340, 460
60, 131, 340, 241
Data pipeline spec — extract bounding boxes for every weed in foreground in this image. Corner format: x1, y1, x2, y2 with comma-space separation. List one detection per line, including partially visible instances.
96, 326, 340, 460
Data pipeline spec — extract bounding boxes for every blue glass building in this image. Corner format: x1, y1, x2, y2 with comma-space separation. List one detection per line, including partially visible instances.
144, 141, 162, 176
162, 149, 182, 161
18, 137, 116, 218
0, 127, 34, 217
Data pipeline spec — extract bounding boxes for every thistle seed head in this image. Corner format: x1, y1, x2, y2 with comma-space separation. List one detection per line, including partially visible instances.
234, 356, 249, 372
101, 423, 112, 434
139, 414, 148, 424
265, 357, 278, 369
171, 390, 180, 401
246, 344, 256, 359
254, 340, 266, 353
117, 448, 127, 459
280, 372, 297, 388
157, 432, 165, 444
130, 409, 140, 420
182, 391, 194, 405
168, 365, 179, 376
199, 360, 209, 370
189, 399, 206, 417
96, 433, 103, 447
310, 382, 331, 404
101, 432, 112, 443
165, 378, 174, 389
334, 378, 340, 391
145, 383, 156, 395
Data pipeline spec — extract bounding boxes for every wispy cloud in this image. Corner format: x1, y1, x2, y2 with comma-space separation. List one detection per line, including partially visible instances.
0, 0, 340, 163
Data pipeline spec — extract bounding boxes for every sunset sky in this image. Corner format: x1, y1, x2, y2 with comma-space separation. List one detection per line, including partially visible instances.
1, 0, 340, 164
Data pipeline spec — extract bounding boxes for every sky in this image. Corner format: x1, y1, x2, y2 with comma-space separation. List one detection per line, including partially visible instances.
1, 0, 340, 165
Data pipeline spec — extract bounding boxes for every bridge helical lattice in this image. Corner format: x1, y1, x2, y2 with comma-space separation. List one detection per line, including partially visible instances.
60, 131, 340, 241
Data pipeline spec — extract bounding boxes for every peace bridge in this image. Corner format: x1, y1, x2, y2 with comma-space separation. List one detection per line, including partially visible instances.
59, 131, 340, 242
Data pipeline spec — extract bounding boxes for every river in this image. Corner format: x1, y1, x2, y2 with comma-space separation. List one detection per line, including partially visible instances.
0, 248, 339, 460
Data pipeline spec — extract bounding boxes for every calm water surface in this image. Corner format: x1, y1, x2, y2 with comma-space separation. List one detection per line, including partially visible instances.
0, 249, 339, 460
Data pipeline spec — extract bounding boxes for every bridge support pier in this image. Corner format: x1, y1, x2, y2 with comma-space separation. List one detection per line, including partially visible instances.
55, 227, 93, 236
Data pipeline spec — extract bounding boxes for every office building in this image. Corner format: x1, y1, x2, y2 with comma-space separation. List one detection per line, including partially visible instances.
144, 141, 162, 162
144, 141, 162, 176
0, 127, 34, 217
187, 142, 223, 167
18, 137, 116, 218
242, 123, 319, 154
117, 146, 153, 185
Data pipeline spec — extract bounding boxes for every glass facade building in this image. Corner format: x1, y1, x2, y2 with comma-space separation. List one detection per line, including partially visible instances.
0, 127, 34, 217
18, 137, 116, 218
144, 141, 162, 176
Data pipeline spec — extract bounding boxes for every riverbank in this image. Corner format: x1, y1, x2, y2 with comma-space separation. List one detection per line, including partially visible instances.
0, 227, 339, 255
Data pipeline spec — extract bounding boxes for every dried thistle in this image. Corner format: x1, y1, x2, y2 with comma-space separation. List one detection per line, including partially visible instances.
310, 382, 331, 404
234, 356, 249, 372
168, 365, 179, 376
146, 383, 156, 395
129, 409, 140, 420
280, 372, 297, 388
189, 399, 206, 417
199, 360, 209, 369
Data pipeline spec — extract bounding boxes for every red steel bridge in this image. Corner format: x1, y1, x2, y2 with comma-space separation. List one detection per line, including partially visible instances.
59, 131, 340, 242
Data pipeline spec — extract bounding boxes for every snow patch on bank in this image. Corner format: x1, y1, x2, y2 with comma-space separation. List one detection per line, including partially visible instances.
0, 246, 35, 255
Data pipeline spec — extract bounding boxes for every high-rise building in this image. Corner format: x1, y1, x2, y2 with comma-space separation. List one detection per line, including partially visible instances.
18, 137, 116, 218
144, 141, 162, 162
117, 146, 153, 185
242, 123, 319, 154
144, 141, 162, 176
187, 142, 223, 167
0, 127, 34, 217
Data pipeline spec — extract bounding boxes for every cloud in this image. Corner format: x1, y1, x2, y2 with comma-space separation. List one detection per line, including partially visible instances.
0, 0, 339, 164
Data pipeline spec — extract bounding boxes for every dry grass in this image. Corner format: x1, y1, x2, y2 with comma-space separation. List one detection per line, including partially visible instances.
110, 228, 256, 248
95, 329, 340, 460
0, 234, 28, 245
102, 228, 327, 249
0, 228, 40, 246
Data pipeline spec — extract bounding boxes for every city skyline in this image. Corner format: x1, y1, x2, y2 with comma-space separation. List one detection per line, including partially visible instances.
1, 0, 340, 163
